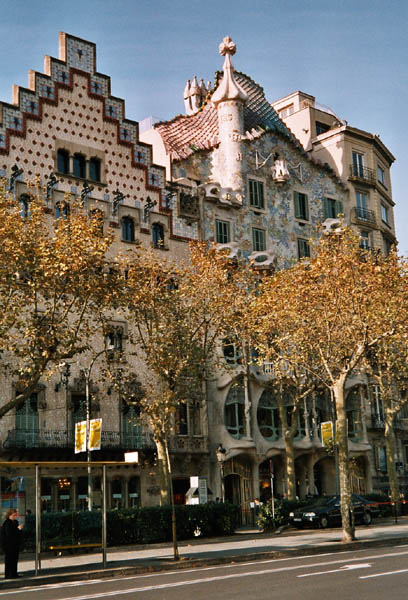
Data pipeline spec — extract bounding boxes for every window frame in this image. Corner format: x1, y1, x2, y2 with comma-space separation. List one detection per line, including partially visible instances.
248, 179, 265, 210
121, 216, 135, 242
323, 197, 343, 220
215, 219, 231, 244
57, 149, 70, 175
380, 201, 390, 225
152, 222, 165, 249
294, 191, 309, 221
252, 227, 266, 252
73, 153, 86, 179
377, 164, 387, 188
297, 238, 310, 259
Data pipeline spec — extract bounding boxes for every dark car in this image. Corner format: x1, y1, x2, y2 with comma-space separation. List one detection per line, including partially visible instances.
289, 494, 380, 529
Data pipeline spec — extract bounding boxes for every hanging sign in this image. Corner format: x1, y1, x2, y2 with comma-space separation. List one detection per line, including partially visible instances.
89, 418, 102, 451
321, 421, 334, 447
74, 421, 87, 454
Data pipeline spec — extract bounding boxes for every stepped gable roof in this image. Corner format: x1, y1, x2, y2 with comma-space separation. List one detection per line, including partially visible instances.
154, 70, 296, 161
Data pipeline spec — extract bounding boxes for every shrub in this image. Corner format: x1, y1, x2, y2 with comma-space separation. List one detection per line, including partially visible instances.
22, 502, 240, 551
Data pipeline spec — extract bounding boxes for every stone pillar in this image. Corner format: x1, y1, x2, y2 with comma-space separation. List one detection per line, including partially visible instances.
71, 477, 78, 511
360, 386, 368, 443
252, 459, 260, 501
123, 477, 129, 509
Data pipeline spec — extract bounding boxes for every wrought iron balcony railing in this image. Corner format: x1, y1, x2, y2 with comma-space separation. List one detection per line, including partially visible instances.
349, 164, 376, 184
3, 429, 155, 451
351, 206, 377, 226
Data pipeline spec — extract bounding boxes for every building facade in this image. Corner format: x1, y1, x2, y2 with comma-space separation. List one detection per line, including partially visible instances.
0, 33, 403, 518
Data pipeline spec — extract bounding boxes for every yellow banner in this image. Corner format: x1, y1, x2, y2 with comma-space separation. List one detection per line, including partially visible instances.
74, 421, 87, 454
89, 418, 102, 451
321, 421, 334, 447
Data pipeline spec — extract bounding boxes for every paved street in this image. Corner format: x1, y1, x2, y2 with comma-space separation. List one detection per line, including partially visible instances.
1, 517, 408, 593
3, 544, 408, 600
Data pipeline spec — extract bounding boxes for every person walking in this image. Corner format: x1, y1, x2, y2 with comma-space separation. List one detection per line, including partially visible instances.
1, 508, 24, 579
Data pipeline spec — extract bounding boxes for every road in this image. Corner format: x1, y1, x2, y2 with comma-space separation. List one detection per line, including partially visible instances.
3, 544, 408, 600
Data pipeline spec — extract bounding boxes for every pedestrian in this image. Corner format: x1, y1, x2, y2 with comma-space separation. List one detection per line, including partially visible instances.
1, 508, 24, 579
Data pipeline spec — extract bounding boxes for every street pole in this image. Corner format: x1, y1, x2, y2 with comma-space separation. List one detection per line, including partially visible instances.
85, 369, 92, 511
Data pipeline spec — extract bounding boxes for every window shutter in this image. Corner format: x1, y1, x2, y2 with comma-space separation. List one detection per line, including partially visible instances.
294, 192, 301, 218
336, 200, 343, 217
323, 197, 330, 219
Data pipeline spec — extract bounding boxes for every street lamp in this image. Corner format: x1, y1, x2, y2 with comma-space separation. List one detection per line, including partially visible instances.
216, 444, 226, 503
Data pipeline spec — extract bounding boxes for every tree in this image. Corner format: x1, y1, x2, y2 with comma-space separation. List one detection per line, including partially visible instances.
363, 255, 408, 510
0, 182, 114, 419
115, 243, 236, 559
258, 228, 407, 541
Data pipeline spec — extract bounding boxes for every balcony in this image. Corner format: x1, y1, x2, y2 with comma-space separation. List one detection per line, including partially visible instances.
169, 436, 208, 453
3, 429, 155, 451
349, 164, 376, 185
351, 206, 377, 228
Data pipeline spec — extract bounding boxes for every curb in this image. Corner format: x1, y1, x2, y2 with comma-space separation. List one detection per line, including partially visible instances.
2, 534, 408, 590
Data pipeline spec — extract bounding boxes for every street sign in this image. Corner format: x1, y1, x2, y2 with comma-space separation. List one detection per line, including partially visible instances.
124, 452, 139, 463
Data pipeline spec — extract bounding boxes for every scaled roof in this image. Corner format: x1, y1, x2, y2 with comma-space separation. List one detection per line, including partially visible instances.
154, 71, 295, 161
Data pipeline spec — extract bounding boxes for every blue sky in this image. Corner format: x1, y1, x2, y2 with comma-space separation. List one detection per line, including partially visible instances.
0, 0, 407, 252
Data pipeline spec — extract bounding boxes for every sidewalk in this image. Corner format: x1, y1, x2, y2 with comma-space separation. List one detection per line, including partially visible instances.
2, 517, 408, 590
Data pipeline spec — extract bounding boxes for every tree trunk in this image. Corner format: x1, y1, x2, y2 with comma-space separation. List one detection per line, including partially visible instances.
333, 378, 355, 542
164, 439, 179, 560
284, 431, 296, 501
155, 437, 169, 506
384, 410, 400, 513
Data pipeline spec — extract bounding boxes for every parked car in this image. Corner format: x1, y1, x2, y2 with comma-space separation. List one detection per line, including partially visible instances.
289, 494, 380, 529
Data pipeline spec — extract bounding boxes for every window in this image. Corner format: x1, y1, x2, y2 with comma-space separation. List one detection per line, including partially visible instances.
355, 191, 368, 220
73, 153, 86, 178
381, 202, 390, 225
383, 234, 393, 256
16, 393, 39, 447
89, 157, 101, 182
278, 104, 294, 119
257, 390, 281, 441
359, 231, 370, 250
225, 382, 246, 439
122, 216, 135, 242
223, 338, 242, 366
346, 388, 362, 441
216, 219, 230, 244
352, 151, 364, 177
72, 394, 86, 439
294, 192, 309, 221
176, 403, 188, 435
106, 328, 123, 352
252, 228, 266, 252
121, 401, 142, 448
377, 165, 386, 187
249, 179, 264, 210
57, 149, 70, 174
376, 446, 387, 472
152, 223, 165, 248
315, 121, 330, 136
297, 238, 310, 259
55, 201, 70, 219
323, 197, 343, 219
19, 194, 30, 219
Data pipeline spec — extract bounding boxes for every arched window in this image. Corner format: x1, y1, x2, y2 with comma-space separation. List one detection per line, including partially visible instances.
57, 149, 70, 174
19, 194, 30, 219
225, 381, 246, 439
257, 390, 281, 440
89, 157, 101, 182
73, 153, 86, 178
152, 222, 164, 248
55, 201, 70, 219
122, 216, 135, 242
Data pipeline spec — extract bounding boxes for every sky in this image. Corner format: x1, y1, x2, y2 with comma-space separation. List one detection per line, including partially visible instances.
0, 0, 407, 252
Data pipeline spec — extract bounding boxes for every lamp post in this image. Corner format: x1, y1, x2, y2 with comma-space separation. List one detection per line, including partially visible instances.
216, 444, 226, 503
60, 363, 71, 446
